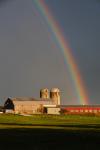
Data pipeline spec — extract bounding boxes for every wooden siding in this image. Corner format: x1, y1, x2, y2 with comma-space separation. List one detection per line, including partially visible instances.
4, 98, 57, 114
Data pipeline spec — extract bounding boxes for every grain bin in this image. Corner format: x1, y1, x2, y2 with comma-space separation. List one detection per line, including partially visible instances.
40, 88, 49, 99
50, 88, 60, 105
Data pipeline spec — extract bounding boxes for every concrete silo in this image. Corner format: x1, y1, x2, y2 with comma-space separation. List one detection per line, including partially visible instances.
50, 88, 60, 105
40, 88, 49, 99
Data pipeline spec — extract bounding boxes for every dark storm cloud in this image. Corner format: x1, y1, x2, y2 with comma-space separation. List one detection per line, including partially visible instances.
0, 0, 9, 2
0, 0, 12, 7
0, 0, 9, 4
46, 0, 100, 104
0, 0, 100, 105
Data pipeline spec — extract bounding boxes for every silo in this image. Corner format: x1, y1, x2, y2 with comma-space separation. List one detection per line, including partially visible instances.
50, 88, 60, 105
40, 88, 49, 99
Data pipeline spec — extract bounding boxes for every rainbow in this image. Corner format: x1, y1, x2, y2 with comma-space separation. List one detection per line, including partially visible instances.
33, 0, 88, 104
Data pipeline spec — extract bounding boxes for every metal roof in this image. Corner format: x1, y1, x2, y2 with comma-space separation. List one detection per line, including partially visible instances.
61, 105, 100, 107
6, 97, 53, 102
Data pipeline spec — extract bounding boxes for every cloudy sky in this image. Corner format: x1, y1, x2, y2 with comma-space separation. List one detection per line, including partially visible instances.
0, 0, 100, 105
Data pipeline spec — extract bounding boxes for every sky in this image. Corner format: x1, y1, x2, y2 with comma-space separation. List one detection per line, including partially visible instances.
0, 0, 100, 105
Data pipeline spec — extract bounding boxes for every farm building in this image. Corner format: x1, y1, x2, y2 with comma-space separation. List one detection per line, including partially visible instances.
4, 88, 61, 114
47, 107, 60, 115
4, 97, 56, 114
61, 105, 100, 114
3, 88, 100, 115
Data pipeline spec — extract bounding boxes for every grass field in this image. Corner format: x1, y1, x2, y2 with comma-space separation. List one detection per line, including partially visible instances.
0, 114, 100, 150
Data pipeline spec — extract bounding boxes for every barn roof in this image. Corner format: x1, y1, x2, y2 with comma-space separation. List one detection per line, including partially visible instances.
6, 97, 53, 102
61, 105, 100, 107
9, 97, 38, 101
4, 97, 56, 107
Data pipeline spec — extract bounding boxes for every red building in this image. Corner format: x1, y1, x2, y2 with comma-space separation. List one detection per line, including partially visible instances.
61, 105, 100, 114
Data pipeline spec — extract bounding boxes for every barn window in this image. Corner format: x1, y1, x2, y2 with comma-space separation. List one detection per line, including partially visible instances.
93, 110, 97, 113
75, 110, 79, 112
80, 110, 83, 112
70, 110, 74, 112
85, 110, 88, 112
89, 110, 92, 113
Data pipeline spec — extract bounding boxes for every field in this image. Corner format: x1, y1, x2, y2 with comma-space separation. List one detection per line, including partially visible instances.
0, 114, 100, 150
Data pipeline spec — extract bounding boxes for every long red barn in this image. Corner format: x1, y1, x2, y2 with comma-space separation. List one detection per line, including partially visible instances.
61, 105, 100, 114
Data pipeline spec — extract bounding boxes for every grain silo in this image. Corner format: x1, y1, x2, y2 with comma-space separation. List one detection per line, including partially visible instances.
50, 88, 60, 105
40, 88, 49, 99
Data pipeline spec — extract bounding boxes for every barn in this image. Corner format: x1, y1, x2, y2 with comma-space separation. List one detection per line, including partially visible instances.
4, 97, 58, 114
3, 88, 61, 115
4, 88, 100, 115
61, 105, 100, 114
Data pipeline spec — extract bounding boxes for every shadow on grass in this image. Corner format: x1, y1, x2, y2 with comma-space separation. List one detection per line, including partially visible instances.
0, 126, 100, 150
0, 122, 100, 129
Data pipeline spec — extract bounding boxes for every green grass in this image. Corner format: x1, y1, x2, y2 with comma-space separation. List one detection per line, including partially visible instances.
0, 114, 100, 130
0, 114, 100, 150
